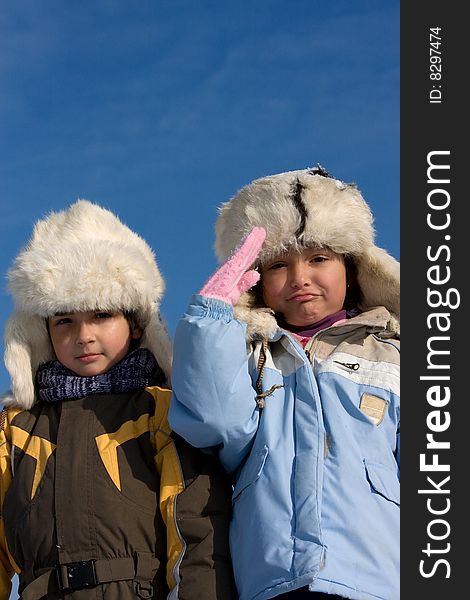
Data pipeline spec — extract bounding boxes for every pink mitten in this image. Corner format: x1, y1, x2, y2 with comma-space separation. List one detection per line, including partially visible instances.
199, 227, 266, 305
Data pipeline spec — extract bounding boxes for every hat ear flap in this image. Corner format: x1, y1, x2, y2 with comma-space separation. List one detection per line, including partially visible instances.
4, 312, 54, 409
139, 311, 172, 386
356, 247, 400, 318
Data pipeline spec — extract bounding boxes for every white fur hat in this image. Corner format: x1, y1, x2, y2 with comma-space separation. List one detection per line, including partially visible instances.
215, 166, 399, 334
3, 199, 172, 409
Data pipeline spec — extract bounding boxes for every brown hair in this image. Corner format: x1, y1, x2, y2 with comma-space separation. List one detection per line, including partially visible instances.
123, 310, 143, 351
343, 255, 363, 311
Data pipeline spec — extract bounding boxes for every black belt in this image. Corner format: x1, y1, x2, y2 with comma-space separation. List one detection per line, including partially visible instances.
21, 555, 156, 600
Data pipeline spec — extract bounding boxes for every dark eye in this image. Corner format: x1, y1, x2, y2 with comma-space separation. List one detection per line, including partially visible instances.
311, 255, 328, 263
267, 261, 286, 270
96, 312, 113, 319
55, 317, 72, 326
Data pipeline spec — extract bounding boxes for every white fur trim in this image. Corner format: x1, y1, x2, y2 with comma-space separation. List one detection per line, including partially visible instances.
4, 313, 54, 409
140, 312, 173, 385
216, 170, 374, 263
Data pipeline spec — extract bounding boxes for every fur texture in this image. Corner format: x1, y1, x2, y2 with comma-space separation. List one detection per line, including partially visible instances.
215, 168, 400, 338
4, 200, 171, 409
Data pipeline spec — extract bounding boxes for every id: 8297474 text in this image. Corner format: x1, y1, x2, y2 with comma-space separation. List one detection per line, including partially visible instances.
429, 27, 443, 104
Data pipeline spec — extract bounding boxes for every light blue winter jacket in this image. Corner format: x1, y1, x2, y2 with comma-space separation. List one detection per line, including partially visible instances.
169, 295, 400, 600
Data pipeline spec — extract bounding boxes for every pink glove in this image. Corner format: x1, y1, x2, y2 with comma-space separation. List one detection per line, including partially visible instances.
199, 227, 266, 305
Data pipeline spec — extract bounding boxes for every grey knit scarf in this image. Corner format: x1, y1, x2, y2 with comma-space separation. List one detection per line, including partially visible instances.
35, 348, 166, 402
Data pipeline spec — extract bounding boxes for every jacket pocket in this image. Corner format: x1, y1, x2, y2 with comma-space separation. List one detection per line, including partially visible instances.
232, 445, 269, 503
364, 459, 400, 506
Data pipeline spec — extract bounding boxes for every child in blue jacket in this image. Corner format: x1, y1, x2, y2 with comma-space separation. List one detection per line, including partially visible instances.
169, 166, 400, 600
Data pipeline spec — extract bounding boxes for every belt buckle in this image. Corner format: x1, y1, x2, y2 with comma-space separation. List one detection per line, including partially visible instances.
56, 559, 97, 591
136, 581, 154, 599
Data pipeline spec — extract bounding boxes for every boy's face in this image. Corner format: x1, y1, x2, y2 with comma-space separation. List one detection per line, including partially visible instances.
260, 246, 347, 326
48, 310, 142, 376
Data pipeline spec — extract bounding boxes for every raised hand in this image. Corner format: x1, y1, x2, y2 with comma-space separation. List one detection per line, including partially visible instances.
199, 227, 266, 305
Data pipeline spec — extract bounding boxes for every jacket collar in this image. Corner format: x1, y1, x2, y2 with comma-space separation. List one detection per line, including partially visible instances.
234, 294, 400, 342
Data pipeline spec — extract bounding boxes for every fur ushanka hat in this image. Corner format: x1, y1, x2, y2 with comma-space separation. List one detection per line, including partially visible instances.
215, 166, 400, 338
3, 200, 172, 409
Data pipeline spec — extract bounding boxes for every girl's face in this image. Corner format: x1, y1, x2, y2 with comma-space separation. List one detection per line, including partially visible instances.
260, 246, 347, 327
48, 310, 142, 376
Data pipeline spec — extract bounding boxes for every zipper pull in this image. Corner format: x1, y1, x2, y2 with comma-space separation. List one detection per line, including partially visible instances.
333, 360, 359, 371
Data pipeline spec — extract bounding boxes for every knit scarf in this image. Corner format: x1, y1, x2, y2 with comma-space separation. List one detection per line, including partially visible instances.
35, 348, 165, 403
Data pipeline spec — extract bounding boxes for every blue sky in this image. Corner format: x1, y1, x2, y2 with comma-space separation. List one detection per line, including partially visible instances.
1, 1, 398, 596
0, 0, 399, 396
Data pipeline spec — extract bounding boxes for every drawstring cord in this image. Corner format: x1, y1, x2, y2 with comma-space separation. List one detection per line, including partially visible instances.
255, 340, 284, 409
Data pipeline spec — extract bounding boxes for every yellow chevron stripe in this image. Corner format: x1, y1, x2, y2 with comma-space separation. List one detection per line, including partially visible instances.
9, 426, 56, 499
148, 387, 172, 442
146, 387, 185, 590
95, 413, 152, 490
